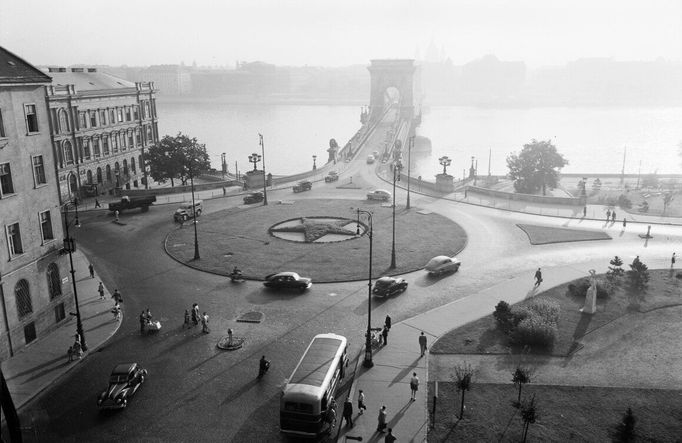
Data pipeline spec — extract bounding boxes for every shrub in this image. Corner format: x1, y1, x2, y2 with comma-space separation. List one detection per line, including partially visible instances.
566, 278, 610, 299
493, 301, 513, 333
510, 312, 557, 349
527, 299, 560, 325
617, 194, 632, 209
511, 306, 531, 328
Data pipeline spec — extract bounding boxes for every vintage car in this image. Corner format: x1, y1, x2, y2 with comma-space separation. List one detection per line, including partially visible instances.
325, 171, 339, 183
263, 272, 312, 291
243, 192, 264, 204
372, 276, 408, 297
424, 255, 461, 276
366, 189, 392, 201
366, 155, 375, 164
97, 363, 148, 409
293, 180, 313, 193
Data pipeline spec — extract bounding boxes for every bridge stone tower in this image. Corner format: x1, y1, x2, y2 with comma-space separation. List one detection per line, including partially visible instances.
367, 59, 416, 122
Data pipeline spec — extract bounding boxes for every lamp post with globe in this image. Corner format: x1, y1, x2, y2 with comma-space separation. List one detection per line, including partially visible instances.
354, 208, 374, 368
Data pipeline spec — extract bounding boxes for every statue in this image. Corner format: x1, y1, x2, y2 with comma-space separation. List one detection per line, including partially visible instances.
580, 269, 597, 314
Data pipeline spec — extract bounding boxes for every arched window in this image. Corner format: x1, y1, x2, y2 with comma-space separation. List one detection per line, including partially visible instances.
106, 164, 112, 182
58, 109, 70, 133
97, 167, 103, 184
15, 279, 32, 318
47, 263, 62, 299
86, 169, 93, 184
139, 155, 143, 170
63, 140, 74, 164
122, 159, 128, 175
131, 157, 136, 173
68, 173, 78, 193
114, 161, 120, 174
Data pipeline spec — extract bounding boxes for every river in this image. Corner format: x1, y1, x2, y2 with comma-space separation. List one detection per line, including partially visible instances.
157, 100, 682, 178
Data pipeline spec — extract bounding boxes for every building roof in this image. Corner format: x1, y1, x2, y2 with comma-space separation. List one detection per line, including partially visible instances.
46, 67, 136, 91
0, 46, 52, 84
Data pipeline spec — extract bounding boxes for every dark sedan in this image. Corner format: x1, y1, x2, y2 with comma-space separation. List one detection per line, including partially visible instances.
372, 276, 408, 297
263, 272, 312, 291
97, 363, 148, 409
243, 192, 264, 204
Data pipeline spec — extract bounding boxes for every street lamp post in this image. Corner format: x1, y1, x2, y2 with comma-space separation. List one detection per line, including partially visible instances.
407, 136, 414, 209
439, 156, 452, 175
355, 208, 374, 368
258, 133, 268, 205
312, 155, 317, 170
221, 153, 227, 180
390, 161, 402, 269
189, 168, 200, 261
248, 153, 261, 171
63, 202, 86, 351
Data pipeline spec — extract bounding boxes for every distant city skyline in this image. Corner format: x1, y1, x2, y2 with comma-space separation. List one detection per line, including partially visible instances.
2, 0, 681, 68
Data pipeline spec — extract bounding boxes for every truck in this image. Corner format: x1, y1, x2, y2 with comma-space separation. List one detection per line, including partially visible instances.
108, 195, 157, 213
292, 180, 312, 193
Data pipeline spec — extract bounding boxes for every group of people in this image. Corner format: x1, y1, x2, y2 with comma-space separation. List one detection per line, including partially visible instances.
184, 303, 210, 333
67, 333, 83, 362
139, 308, 157, 333
329, 390, 395, 441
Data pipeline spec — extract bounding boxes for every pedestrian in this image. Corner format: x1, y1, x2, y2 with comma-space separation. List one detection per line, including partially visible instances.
357, 389, 367, 414
192, 303, 199, 326
623, 218, 627, 228
98, 282, 105, 300
672, 252, 676, 269
377, 405, 387, 433
611, 210, 617, 222
385, 428, 397, 443
326, 398, 337, 427
73, 334, 82, 358
201, 312, 210, 333
534, 268, 543, 287
384, 314, 392, 330
410, 372, 419, 400
583, 206, 587, 217
139, 311, 146, 333
88, 263, 95, 278
419, 331, 428, 356
343, 397, 354, 428
145, 308, 152, 321
112, 289, 122, 304
184, 310, 190, 328
94, 198, 101, 208
606, 209, 611, 221
115, 210, 120, 222
67, 345, 74, 362
633, 255, 640, 266
382, 325, 389, 346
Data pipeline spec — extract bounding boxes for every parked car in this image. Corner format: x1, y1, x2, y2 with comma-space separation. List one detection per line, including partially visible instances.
366, 155, 375, 164
97, 363, 148, 409
173, 200, 202, 222
263, 272, 312, 291
424, 255, 461, 275
325, 171, 339, 183
293, 180, 313, 193
243, 192, 264, 204
367, 189, 392, 201
373, 276, 408, 297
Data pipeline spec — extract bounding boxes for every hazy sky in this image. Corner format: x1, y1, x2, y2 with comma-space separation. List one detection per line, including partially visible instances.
2, 0, 681, 67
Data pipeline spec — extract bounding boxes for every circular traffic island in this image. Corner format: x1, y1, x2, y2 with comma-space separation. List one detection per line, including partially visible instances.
165, 199, 467, 283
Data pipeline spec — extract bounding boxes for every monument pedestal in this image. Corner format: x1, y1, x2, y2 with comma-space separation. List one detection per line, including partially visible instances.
436, 173, 454, 193
245, 170, 265, 189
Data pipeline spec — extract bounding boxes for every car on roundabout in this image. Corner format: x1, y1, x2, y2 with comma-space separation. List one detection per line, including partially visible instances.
372, 276, 408, 297
293, 180, 313, 193
97, 363, 148, 410
325, 171, 339, 183
243, 191, 264, 204
263, 272, 312, 292
366, 189, 392, 201
424, 255, 461, 276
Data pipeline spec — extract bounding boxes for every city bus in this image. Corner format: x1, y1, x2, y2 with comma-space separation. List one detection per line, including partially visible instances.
280, 333, 349, 437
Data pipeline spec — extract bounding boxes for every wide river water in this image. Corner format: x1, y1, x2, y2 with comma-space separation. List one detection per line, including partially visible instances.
157, 101, 682, 178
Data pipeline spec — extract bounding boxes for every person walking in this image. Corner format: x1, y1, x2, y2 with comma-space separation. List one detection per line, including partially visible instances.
112, 303, 121, 321
410, 372, 419, 400
94, 198, 101, 208
342, 397, 354, 428
384, 314, 391, 331
377, 405, 387, 433
419, 331, 428, 356
98, 282, 105, 300
606, 209, 611, 222
184, 310, 190, 328
384, 428, 397, 443
623, 218, 627, 229
201, 312, 210, 333
192, 303, 199, 326
115, 210, 120, 222
112, 289, 122, 304
88, 263, 95, 278
381, 325, 389, 346
534, 268, 543, 287
611, 210, 617, 222
672, 252, 676, 269
139, 311, 146, 334
357, 389, 367, 415
583, 206, 587, 217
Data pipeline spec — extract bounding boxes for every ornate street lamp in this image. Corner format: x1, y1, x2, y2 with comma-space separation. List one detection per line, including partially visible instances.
258, 133, 268, 205
248, 152, 261, 171
62, 201, 86, 351
407, 136, 414, 210
439, 156, 452, 175
390, 161, 402, 269
312, 155, 317, 170
355, 208, 374, 368
188, 163, 200, 261
221, 153, 227, 180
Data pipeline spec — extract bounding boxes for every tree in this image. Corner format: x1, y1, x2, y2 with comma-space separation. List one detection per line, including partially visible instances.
627, 257, 650, 292
493, 300, 513, 333
607, 256, 625, 281
146, 133, 211, 187
520, 394, 538, 442
453, 363, 474, 419
662, 192, 674, 215
511, 365, 533, 406
612, 407, 636, 442
506, 139, 568, 195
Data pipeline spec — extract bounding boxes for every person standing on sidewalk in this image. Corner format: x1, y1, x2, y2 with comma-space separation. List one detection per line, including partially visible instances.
419, 331, 428, 356
357, 389, 367, 414
95, 198, 101, 208
381, 325, 389, 346
672, 252, 676, 269
606, 209, 611, 222
98, 282, 105, 300
201, 312, 210, 333
192, 303, 199, 326
342, 397, 354, 428
377, 405, 387, 433
139, 311, 146, 334
410, 372, 419, 400
534, 268, 543, 287
611, 210, 617, 222
112, 289, 122, 304
622, 218, 627, 229
88, 263, 95, 278
583, 206, 587, 217
384, 428, 397, 443
384, 314, 391, 331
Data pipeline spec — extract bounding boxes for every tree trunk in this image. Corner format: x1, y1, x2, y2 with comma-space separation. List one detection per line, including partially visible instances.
522, 422, 529, 442
459, 391, 465, 419
171, 177, 175, 187
517, 384, 522, 404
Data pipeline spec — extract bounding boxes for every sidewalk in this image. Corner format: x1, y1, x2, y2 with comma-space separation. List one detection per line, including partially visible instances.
1, 250, 121, 413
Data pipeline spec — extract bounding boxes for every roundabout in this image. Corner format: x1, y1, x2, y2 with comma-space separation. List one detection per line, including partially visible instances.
165, 198, 467, 282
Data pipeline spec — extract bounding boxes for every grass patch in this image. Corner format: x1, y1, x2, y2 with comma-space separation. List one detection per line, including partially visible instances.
516, 224, 611, 245
428, 382, 682, 442
431, 270, 682, 356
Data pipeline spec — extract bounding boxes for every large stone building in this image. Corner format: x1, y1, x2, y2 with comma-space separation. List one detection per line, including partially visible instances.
45, 67, 158, 201
0, 47, 73, 359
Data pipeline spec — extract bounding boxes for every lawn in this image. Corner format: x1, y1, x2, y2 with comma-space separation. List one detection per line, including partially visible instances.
428, 382, 682, 442
516, 224, 611, 245
431, 269, 682, 356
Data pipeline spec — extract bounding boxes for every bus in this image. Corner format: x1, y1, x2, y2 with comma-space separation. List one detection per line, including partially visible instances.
280, 333, 349, 437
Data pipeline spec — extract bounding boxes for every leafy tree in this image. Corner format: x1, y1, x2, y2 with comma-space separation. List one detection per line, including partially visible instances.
506, 139, 568, 195
453, 363, 474, 419
592, 178, 602, 193
662, 192, 674, 215
146, 133, 211, 187
627, 257, 650, 292
611, 407, 636, 442
520, 394, 538, 442
511, 365, 533, 406
607, 256, 625, 281
493, 301, 513, 333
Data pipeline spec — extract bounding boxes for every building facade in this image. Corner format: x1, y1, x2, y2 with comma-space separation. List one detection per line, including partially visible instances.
0, 47, 74, 360
45, 67, 158, 202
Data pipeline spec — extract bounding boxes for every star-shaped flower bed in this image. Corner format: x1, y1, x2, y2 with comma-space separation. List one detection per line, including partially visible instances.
270, 217, 359, 243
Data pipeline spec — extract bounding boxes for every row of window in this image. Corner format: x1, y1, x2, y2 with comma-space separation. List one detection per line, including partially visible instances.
52, 100, 155, 134
83, 155, 142, 185
0, 156, 47, 198
15, 263, 63, 318
5, 208, 55, 258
